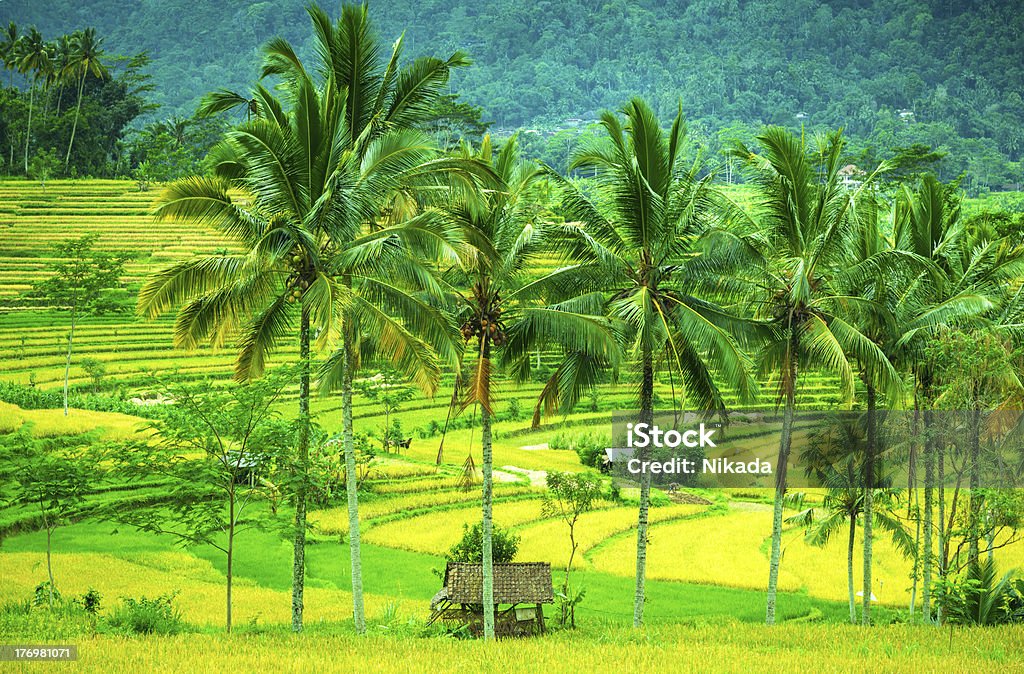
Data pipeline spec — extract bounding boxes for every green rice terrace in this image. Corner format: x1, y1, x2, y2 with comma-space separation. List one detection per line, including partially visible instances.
2, 179, 1024, 644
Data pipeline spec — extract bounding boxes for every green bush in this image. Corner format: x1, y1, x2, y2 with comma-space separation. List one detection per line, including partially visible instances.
106, 592, 185, 635
447, 522, 520, 564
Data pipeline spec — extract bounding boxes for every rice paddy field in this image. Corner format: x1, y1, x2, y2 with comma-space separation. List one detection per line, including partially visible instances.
2, 179, 1023, 670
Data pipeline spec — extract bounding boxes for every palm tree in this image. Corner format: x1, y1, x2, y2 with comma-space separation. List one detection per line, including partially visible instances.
889, 175, 1022, 620
444, 134, 619, 639
729, 128, 901, 625
245, 2, 474, 634
1, 23, 19, 88
138, 75, 350, 633
50, 34, 74, 115
17, 27, 48, 173
63, 28, 108, 171
550, 99, 758, 626
788, 413, 914, 623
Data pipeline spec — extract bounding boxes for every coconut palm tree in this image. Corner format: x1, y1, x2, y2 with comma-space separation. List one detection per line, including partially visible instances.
50, 34, 74, 115
443, 134, 619, 639
788, 413, 914, 623
2, 23, 20, 88
137, 72, 355, 632
549, 98, 758, 627
63, 28, 108, 171
240, 2, 475, 634
17, 27, 48, 173
889, 175, 1023, 620
728, 128, 901, 625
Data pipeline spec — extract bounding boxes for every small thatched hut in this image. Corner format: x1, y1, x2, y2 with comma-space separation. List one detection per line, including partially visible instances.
428, 562, 554, 637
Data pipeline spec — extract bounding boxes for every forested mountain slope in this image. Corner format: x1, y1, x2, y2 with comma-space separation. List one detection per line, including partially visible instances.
5, 0, 1022, 182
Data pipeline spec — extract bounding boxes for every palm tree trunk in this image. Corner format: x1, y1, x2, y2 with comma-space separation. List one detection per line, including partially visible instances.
967, 405, 981, 567
766, 339, 797, 625
341, 323, 366, 634
936, 438, 945, 625
46, 524, 55, 609
291, 309, 310, 632
24, 75, 35, 174
848, 511, 857, 624
862, 382, 876, 625
908, 403, 921, 617
922, 405, 934, 623
64, 72, 85, 171
633, 348, 654, 628
481, 342, 495, 639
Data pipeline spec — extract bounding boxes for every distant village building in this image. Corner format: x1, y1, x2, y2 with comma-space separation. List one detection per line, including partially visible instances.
838, 164, 866, 189
428, 562, 554, 637
898, 109, 916, 122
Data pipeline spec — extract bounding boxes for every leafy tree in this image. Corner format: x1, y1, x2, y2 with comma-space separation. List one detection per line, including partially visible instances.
1, 427, 99, 609
356, 370, 415, 452
729, 127, 900, 625
549, 98, 756, 627
27, 147, 58, 188
543, 470, 601, 627
110, 374, 292, 633
27, 235, 129, 416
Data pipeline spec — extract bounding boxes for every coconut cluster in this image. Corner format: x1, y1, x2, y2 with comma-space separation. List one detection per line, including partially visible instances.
285, 249, 310, 304
460, 308, 507, 346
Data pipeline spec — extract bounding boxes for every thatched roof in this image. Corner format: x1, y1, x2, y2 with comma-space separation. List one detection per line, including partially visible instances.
441, 562, 554, 604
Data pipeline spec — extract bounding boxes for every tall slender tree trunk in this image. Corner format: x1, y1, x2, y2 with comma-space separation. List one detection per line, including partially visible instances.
227, 494, 234, 634
848, 512, 857, 624
766, 337, 797, 625
922, 405, 934, 624
24, 76, 35, 173
967, 404, 981, 567
908, 403, 921, 617
862, 382, 876, 626
44, 517, 54, 609
936, 438, 945, 625
63, 313, 76, 416
65, 72, 85, 171
291, 310, 311, 632
341, 322, 366, 634
481, 337, 495, 640
633, 348, 654, 628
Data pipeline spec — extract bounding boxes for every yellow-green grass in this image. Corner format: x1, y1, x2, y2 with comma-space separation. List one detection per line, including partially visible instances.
515, 503, 709, 569
589, 505, 1024, 606
310, 486, 540, 534
361, 497, 556, 552
0, 400, 148, 439
5, 624, 1022, 673
361, 500, 707, 565
0, 551, 392, 628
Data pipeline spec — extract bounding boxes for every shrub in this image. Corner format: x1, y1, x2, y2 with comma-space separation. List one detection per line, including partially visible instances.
447, 522, 520, 564
934, 559, 1024, 626
32, 581, 61, 607
106, 592, 185, 635
505, 397, 523, 421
